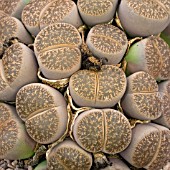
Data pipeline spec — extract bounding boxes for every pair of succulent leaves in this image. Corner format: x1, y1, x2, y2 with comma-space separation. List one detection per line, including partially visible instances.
0, 12, 38, 101
1, 71, 169, 169
0, 27, 169, 162
1, 2, 168, 79
33, 21, 169, 130
34, 21, 170, 81
1, 97, 169, 170
0, 49, 169, 169
1, 13, 169, 85
22, 0, 170, 37
0, 0, 169, 169
2, 0, 169, 37
0, 82, 130, 170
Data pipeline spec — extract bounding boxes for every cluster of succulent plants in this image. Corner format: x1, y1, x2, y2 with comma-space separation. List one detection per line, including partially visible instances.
0, 0, 170, 170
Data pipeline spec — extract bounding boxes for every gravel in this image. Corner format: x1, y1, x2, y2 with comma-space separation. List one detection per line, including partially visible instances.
0, 159, 33, 170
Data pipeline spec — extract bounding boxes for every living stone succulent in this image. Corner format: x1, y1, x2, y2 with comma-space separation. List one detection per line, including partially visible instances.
0, 0, 170, 169
0, 103, 36, 160
86, 24, 128, 65
34, 23, 82, 80
21, 0, 52, 36
22, 0, 82, 36
0, 16, 33, 44
125, 36, 170, 80
146, 123, 170, 170
0, 0, 30, 19
118, 0, 170, 37
16, 83, 68, 144
73, 109, 132, 154
47, 139, 92, 170
77, 0, 118, 26
121, 71, 162, 120
153, 80, 170, 128
0, 42, 38, 101
101, 158, 130, 170
120, 123, 170, 170
39, 0, 83, 30
69, 65, 127, 108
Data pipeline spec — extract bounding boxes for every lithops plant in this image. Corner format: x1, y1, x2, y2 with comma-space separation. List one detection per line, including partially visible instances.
118, 0, 170, 37
101, 158, 130, 170
0, 103, 36, 160
47, 139, 93, 170
77, 0, 118, 26
73, 109, 132, 155
0, 16, 33, 44
39, 0, 82, 30
0, 42, 38, 101
34, 23, 82, 80
21, 0, 52, 36
16, 83, 68, 144
161, 23, 170, 46
86, 24, 128, 64
69, 65, 126, 108
22, 0, 82, 36
153, 80, 170, 128
145, 123, 170, 170
0, 0, 30, 19
121, 71, 162, 120
120, 123, 170, 170
125, 36, 170, 80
